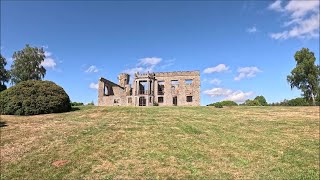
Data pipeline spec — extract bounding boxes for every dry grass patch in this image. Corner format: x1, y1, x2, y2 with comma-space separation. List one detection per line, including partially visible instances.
0, 106, 319, 179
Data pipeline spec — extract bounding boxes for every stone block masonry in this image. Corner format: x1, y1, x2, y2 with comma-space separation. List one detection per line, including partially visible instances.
98, 70, 200, 106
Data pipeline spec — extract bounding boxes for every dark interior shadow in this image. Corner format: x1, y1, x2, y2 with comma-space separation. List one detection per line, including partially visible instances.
0, 121, 7, 128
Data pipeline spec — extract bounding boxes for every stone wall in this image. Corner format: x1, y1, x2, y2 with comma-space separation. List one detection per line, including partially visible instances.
98, 71, 200, 106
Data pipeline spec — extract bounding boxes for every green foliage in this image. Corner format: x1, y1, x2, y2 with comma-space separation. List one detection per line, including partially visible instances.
287, 98, 310, 106
0, 80, 71, 115
214, 102, 223, 108
71, 102, 84, 106
270, 98, 310, 106
87, 101, 95, 106
287, 48, 320, 105
0, 54, 10, 91
10, 44, 46, 84
208, 100, 238, 107
254, 95, 267, 106
245, 99, 261, 106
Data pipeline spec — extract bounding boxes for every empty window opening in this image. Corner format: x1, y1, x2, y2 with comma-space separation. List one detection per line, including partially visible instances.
149, 97, 152, 103
158, 97, 164, 103
114, 99, 120, 103
139, 81, 149, 95
187, 96, 193, 102
171, 80, 179, 90
128, 97, 132, 103
173, 96, 178, 106
139, 97, 146, 106
158, 81, 165, 95
185, 79, 193, 85
104, 84, 109, 96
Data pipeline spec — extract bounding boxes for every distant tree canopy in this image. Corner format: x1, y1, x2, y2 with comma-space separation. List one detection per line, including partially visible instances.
0, 54, 10, 91
270, 97, 310, 106
10, 44, 46, 84
242, 96, 267, 106
207, 100, 238, 107
244, 99, 261, 106
254, 96, 267, 106
287, 48, 320, 105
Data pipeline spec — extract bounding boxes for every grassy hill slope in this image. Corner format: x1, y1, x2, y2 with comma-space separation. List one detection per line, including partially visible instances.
1, 106, 319, 179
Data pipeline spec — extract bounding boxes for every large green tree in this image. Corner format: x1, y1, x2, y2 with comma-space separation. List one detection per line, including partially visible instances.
0, 54, 11, 91
287, 48, 320, 105
10, 44, 46, 84
254, 95, 267, 106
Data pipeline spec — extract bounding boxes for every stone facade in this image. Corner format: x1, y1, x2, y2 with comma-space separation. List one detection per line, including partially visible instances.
98, 71, 200, 106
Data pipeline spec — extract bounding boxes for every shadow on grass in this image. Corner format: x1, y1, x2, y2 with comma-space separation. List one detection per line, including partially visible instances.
70, 107, 81, 112
0, 121, 7, 128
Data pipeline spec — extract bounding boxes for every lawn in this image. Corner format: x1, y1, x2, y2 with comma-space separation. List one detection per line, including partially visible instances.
0, 106, 319, 179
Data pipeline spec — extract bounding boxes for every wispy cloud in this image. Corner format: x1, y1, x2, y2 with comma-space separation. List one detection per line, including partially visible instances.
247, 26, 257, 33
123, 57, 162, 75
85, 65, 99, 73
41, 50, 57, 69
268, 0, 319, 40
138, 57, 162, 66
268, 0, 283, 12
203, 87, 254, 103
203, 64, 229, 74
209, 78, 222, 85
234, 66, 262, 81
89, 82, 99, 90
160, 59, 175, 69
41, 57, 56, 69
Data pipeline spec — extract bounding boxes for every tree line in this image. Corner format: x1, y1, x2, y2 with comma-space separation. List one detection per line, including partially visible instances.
208, 48, 319, 107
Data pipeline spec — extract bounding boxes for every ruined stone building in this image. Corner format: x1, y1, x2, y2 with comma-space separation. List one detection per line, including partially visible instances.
98, 71, 200, 106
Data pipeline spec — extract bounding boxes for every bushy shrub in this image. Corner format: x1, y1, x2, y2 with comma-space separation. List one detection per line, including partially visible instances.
214, 102, 223, 108
0, 80, 71, 115
71, 102, 84, 106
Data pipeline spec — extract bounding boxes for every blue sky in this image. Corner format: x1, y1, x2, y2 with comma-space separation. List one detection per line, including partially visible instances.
1, 1, 319, 105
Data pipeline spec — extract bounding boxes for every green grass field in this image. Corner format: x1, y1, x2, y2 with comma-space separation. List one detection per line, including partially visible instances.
1, 106, 319, 179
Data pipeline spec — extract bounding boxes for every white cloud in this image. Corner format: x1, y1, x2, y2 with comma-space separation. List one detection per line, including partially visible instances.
89, 82, 99, 90
123, 57, 163, 75
85, 65, 99, 73
138, 57, 162, 66
285, 0, 319, 18
269, 0, 320, 40
41, 58, 56, 69
203, 87, 254, 103
268, 0, 283, 12
247, 26, 257, 33
234, 66, 262, 81
209, 78, 222, 85
203, 64, 229, 74
44, 51, 52, 57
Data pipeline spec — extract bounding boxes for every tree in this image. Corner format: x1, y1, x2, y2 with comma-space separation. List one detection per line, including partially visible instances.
287, 48, 320, 105
10, 44, 46, 84
0, 54, 10, 91
254, 96, 267, 106
245, 99, 261, 106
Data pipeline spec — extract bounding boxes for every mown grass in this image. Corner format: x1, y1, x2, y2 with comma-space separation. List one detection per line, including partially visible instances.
0, 106, 319, 179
